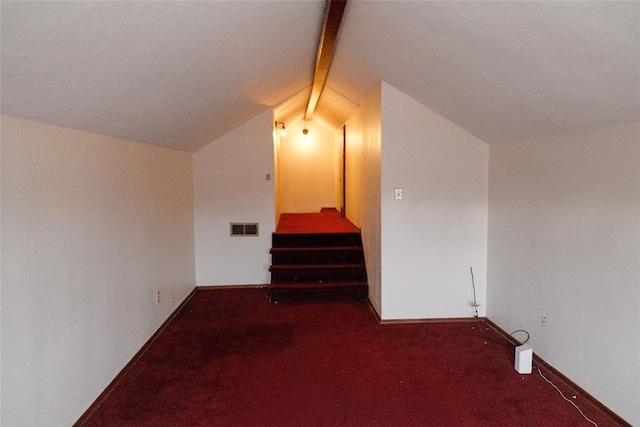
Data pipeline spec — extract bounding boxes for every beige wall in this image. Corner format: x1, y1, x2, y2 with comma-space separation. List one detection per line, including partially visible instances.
0, 117, 3, 424
1, 116, 195, 426
274, 121, 282, 223
193, 110, 275, 286
277, 120, 339, 213
345, 84, 383, 314
487, 121, 640, 425
380, 82, 489, 319
345, 82, 489, 320
334, 127, 344, 214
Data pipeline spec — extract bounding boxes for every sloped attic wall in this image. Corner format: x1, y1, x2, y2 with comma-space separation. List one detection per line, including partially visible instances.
0, 117, 3, 425
488, 121, 640, 424
1, 116, 195, 426
345, 84, 383, 313
380, 82, 489, 319
345, 82, 488, 319
193, 110, 275, 286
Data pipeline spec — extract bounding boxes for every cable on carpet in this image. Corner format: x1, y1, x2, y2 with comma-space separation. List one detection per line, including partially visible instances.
469, 268, 598, 426
534, 364, 598, 426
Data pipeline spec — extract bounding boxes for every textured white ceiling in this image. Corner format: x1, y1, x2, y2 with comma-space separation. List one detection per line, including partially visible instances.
1, 1, 325, 152
331, 1, 640, 144
2, 1, 639, 151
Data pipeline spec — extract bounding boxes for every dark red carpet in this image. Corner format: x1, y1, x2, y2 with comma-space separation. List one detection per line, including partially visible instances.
276, 208, 359, 233
82, 288, 619, 426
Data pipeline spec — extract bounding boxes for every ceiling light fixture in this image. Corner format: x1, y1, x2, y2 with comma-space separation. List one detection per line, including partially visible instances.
275, 121, 287, 137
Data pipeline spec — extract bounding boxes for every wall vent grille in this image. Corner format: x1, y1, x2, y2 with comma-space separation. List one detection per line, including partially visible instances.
230, 223, 259, 236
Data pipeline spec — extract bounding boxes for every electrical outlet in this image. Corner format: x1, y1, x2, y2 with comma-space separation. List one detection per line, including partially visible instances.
541, 316, 547, 327
156, 291, 160, 304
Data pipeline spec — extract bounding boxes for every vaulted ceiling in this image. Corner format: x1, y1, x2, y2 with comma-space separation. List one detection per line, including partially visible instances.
2, 1, 638, 152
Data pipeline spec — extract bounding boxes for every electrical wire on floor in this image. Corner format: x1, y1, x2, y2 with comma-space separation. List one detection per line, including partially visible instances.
470, 267, 598, 427
534, 364, 599, 427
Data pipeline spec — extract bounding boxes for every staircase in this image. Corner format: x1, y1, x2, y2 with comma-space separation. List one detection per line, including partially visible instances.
268, 231, 368, 303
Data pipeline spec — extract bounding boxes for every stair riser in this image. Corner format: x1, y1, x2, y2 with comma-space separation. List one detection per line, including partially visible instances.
272, 233, 362, 248
270, 268, 367, 284
269, 229, 367, 303
271, 250, 364, 265
269, 286, 368, 303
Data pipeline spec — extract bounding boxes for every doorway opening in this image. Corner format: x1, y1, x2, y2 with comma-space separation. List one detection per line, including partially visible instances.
273, 119, 346, 225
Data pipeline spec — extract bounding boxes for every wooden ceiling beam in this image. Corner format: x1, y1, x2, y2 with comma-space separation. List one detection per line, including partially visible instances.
305, 0, 348, 121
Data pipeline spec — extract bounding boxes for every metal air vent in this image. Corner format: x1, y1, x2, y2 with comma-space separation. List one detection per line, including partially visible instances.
230, 223, 259, 236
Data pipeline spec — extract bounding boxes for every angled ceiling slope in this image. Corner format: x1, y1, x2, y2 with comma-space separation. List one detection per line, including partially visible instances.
274, 84, 358, 132
1, 1, 326, 152
2, 1, 639, 151
330, 1, 640, 144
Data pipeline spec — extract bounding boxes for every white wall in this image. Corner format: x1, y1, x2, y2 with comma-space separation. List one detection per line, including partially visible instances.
345, 84, 383, 314
277, 120, 338, 213
344, 82, 488, 320
274, 124, 282, 223
333, 127, 343, 213
487, 121, 640, 425
0, 117, 3, 424
193, 110, 275, 285
0, 116, 195, 426
380, 82, 489, 320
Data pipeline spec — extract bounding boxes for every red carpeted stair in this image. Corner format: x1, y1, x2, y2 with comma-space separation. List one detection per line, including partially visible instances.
269, 209, 368, 302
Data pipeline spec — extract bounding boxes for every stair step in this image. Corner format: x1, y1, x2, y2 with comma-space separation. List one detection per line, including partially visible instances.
270, 264, 367, 284
268, 282, 368, 303
269, 225, 367, 303
269, 281, 368, 290
270, 246, 363, 253
272, 232, 362, 248
269, 263, 365, 271
271, 246, 364, 265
